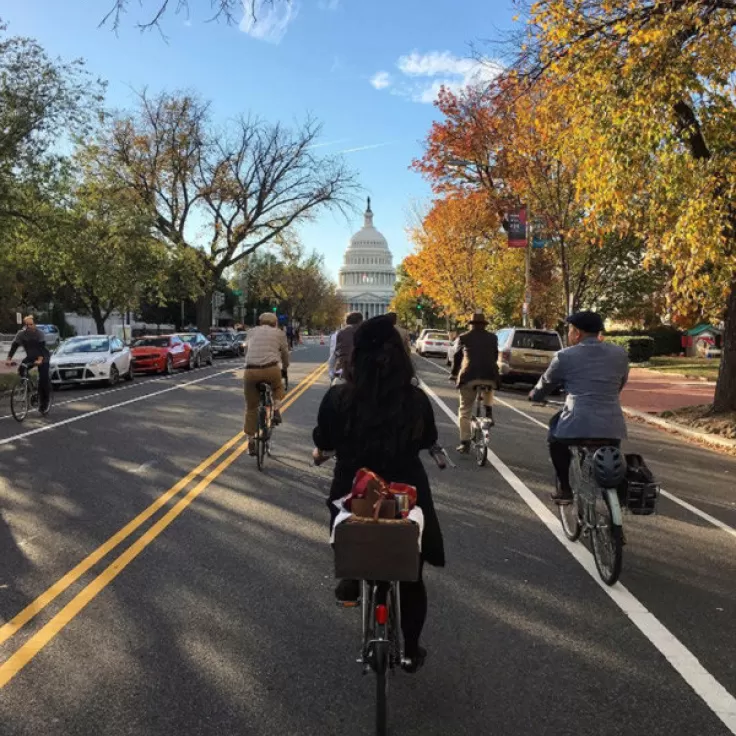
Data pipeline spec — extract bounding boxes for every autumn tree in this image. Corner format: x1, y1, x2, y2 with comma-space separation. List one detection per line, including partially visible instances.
404, 192, 526, 328
390, 265, 443, 330
517, 0, 736, 411
87, 90, 356, 331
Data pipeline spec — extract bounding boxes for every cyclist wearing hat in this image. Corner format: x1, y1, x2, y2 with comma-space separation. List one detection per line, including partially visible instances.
529, 310, 629, 504
450, 312, 500, 454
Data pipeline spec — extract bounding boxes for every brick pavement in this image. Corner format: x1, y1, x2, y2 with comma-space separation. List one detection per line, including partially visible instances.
621, 367, 715, 414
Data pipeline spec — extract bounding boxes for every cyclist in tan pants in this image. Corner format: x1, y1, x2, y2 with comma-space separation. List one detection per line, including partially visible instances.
244, 313, 290, 455
450, 312, 499, 453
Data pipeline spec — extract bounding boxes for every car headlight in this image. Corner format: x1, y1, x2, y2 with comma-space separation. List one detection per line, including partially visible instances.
89, 357, 108, 366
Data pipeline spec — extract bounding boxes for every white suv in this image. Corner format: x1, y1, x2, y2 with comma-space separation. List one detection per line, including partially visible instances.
37, 324, 61, 349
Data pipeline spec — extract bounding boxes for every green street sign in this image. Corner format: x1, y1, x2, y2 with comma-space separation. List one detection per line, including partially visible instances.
232, 289, 243, 296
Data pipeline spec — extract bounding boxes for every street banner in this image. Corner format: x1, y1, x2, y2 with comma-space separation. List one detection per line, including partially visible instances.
507, 207, 527, 248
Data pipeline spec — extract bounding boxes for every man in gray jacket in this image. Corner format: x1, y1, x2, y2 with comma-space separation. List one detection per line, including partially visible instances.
529, 311, 629, 504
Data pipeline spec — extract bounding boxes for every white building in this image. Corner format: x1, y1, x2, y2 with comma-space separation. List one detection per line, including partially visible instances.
336, 198, 396, 318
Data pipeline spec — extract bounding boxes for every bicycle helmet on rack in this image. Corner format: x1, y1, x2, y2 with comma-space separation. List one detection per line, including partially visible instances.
592, 446, 626, 488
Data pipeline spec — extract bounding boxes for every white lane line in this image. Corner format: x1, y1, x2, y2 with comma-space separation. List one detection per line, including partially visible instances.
416, 354, 736, 540
419, 378, 736, 734
0, 368, 237, 447
0, 359, 242, 422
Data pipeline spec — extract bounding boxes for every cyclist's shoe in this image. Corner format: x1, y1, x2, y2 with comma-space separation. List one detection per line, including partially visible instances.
551, 486, 573, 505
334, 579, 360, 607
248, 440, 258, 456
272, 410, 283, 426
401, 646, 427, 674
456, 441, 471, 454
484, 405, 495, 426
40, 402, 51, 415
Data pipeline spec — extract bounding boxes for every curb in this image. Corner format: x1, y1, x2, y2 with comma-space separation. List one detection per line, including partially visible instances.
623, 406, 736, 451
632, 366, 716, 383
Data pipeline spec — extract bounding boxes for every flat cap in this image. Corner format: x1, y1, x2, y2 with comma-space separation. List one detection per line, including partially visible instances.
566, 310, 604, 333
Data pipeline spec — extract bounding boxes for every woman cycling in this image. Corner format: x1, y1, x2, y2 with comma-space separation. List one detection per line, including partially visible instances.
313, 315, 445, 673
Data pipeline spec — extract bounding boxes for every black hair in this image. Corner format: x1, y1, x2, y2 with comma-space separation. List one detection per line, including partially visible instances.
340, 316, 423, 458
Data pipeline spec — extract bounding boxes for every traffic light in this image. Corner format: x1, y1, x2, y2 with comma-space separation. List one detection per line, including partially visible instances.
272, 306, 277, 313
417, 303, 422, 311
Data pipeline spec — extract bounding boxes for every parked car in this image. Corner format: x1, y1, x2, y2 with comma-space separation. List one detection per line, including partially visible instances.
131, 335, 193, 374
37, 324, 61, 349
232, 331, 248, 356
496, 327, 563, 385
415, 330, 452, 357
210, 332, 240, 358
178, 333, 213, 368
446, 337, 460, 367
50, 335, 133, 386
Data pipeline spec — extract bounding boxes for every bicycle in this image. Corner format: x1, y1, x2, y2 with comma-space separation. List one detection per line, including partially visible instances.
253, 380, 274, 471
469, 384, 494, 467
558, 441, 626, 585
10, 363, 53, 422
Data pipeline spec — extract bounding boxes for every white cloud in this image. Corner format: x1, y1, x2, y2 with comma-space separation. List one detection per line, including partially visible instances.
370, 71, 392, 90
372, 49, 502, 104
239, 0, 299, 43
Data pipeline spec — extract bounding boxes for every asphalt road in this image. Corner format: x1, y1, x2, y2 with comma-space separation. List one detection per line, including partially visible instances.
1, 345, 735, 736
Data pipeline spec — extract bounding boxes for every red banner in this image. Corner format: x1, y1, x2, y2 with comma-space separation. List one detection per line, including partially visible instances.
507, 207, 527, 248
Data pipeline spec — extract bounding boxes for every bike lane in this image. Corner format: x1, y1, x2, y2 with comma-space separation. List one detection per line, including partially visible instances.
415, 355, 736, 734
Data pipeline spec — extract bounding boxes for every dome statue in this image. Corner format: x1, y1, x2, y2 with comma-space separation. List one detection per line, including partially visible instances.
336, 198, 396, 319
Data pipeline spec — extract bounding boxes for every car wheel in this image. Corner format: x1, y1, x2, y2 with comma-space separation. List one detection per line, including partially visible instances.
165, 356, 174, 375
124, 363, 134, 381
108, 365, 120, 386
207, 353, 213, 366
195, 353, 201, 369
186, 352, 194, 371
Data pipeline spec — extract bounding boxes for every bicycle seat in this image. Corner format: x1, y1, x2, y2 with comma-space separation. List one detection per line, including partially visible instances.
256, 381, 273, 392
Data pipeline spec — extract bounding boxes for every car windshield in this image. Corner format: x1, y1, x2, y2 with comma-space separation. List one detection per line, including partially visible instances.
179, 335, 196, 344
426, 332, 450, 341
212, 334, 231, 342
133, 337, 170, 348
511, 331, 561, 351
57, 338, 109, 354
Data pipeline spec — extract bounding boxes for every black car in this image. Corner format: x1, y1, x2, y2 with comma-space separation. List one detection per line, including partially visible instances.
209, 332, 240, 358
178, 333, 213, 368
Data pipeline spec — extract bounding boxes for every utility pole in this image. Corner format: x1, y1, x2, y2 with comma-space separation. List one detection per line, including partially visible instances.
523, 212, 532, 328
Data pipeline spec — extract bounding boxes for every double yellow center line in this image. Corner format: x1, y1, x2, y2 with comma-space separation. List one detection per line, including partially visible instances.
0, 362, 327, 688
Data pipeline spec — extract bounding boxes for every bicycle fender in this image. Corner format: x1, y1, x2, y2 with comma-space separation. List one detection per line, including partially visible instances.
603, 488, 623, 527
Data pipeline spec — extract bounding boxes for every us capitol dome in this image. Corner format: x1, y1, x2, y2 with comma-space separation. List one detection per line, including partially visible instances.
336, 198, 396, 318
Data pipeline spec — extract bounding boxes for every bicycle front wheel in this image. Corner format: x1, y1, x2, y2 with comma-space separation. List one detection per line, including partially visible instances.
374, 640, 389, 736
591, 492, 623, 585
10, 381, 30, 422
558, 480, 581, 541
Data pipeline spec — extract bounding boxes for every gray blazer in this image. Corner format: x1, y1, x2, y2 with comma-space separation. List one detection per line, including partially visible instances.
530, 337, 629, 440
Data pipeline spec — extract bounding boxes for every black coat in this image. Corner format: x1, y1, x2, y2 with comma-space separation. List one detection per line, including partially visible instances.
452, 327, 499, 387
313, 384, 445, 568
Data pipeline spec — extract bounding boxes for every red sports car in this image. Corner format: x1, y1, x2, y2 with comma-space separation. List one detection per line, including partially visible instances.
130, 335, 193, 374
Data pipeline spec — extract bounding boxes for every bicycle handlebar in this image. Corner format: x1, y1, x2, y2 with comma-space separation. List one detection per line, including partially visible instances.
311, 444, 455, 469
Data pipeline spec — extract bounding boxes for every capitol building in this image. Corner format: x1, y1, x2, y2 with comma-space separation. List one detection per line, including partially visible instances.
336, 198, 396, 318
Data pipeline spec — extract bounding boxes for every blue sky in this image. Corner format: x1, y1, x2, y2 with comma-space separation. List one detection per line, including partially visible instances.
4, 0, 515, 278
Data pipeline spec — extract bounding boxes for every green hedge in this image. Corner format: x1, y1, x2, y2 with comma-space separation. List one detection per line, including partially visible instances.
607, 336, 655, 362
605, 327, 681, 356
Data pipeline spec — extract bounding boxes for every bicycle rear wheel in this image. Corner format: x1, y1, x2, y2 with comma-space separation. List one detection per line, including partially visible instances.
374, 640, 389, 736
591, 492, 623, 585
10, 381, 30, 422
558, 480, 582, 541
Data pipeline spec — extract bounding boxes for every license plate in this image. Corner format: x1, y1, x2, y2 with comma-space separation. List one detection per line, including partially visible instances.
64, 370, 82, 378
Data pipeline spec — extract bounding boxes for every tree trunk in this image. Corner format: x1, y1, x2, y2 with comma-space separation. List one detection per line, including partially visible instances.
713, 276, 736, 413
89, 300, 106, 335
196, 292, 212, 334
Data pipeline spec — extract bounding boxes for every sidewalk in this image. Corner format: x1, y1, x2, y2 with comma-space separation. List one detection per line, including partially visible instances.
621, 367, 714, 414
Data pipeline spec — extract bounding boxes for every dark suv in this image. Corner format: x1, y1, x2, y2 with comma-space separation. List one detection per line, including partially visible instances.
496, 327, 563, 385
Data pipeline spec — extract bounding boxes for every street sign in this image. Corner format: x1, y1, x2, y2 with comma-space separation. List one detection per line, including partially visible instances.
532, 236, 547, 249
16, 312, 22, 325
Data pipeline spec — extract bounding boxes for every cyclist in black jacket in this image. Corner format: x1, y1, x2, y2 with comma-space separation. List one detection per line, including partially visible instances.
5, 316, 52, 412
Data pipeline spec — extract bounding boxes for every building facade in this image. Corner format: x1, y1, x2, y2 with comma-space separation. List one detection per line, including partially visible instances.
336, 198, 396, 318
